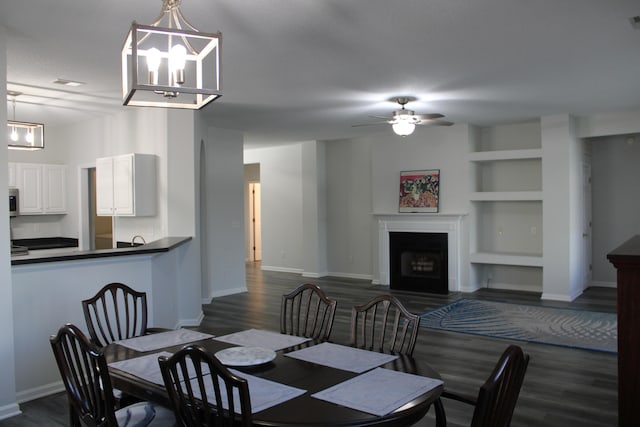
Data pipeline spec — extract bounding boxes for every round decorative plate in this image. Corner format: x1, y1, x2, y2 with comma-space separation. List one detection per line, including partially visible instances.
214, 346, 276, 367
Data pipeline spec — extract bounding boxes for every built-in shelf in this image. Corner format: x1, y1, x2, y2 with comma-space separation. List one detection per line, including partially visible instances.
468, 149, 542, 162
469, 123, 544, 291
469, 191, 543, 201
470, 252, 543, 267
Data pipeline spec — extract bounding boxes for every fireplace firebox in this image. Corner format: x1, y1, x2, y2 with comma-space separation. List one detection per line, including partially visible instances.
389, 232, 448, 294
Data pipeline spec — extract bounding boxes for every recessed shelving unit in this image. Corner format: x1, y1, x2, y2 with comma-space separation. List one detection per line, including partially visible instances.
469, 122, 543, 292
470, 252, 543, 267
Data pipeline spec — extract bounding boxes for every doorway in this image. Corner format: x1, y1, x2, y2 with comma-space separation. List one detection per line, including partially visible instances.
249, 182, 262, 261
89, 168, 113, 250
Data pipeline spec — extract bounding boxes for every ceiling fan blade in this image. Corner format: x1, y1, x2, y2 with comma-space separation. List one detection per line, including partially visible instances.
418, 120, 454, 127
368, 115, 393, 120
414, 113, 444, 120
352, 121, 389, 127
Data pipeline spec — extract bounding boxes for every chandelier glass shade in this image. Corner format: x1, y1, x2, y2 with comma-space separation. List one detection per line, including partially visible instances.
122, 0, 222, 109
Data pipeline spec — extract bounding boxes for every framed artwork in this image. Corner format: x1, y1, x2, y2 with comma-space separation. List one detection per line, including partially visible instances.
399, 169, 440, 213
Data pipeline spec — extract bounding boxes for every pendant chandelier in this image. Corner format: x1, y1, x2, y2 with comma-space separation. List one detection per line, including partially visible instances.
122, 0, 222, 109
6, 92, 44, 151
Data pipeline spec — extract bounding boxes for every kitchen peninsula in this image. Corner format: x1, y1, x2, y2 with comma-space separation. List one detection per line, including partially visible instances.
10, 236, 201, 403
11, 236, 191, 265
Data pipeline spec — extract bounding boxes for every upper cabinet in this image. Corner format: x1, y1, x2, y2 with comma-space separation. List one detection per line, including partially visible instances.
96, 153, 157, 217
13, 163, 67, 215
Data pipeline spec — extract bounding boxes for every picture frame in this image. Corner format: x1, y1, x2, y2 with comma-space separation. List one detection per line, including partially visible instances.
398, 169, 440, 213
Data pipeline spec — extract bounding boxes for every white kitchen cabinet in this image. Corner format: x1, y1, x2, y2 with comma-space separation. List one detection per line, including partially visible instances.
96, 153, 156, 216
15, 163, 67, 215
8, 162, 16, 188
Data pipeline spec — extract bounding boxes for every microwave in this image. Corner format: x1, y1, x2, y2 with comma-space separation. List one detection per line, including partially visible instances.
9, 188, 18, 217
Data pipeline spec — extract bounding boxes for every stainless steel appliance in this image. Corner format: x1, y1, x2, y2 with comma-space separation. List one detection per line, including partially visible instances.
9, 188, 18, 217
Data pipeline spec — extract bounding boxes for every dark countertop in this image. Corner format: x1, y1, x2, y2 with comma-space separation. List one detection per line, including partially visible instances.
11, 236, 192, 266
12, 237, 79, 250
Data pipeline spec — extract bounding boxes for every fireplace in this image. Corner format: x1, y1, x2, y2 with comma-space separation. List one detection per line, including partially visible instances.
376, 214, 463, 292
389, 232, 448, 294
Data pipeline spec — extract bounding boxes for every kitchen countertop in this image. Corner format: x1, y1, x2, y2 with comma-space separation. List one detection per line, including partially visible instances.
11, 236, 192, 266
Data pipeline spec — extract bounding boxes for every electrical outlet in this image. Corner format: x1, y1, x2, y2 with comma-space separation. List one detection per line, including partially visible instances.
530, 226, 537, 235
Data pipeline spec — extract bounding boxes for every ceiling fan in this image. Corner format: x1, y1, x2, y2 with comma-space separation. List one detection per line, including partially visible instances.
354, 97, 453, 136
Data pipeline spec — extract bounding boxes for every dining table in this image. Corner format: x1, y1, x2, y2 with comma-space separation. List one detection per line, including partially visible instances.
105, 328, 444, 427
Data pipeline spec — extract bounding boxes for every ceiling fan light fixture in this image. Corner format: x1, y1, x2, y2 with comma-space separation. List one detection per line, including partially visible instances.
392, 120, 416, 136
122, 0, 222, 109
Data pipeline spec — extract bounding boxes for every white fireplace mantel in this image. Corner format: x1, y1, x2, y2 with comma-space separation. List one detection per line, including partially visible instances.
374, 214, 465, 292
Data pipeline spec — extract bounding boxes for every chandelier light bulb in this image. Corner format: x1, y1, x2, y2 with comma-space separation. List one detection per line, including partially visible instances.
169, 44, 187, 86
10, 126, 18, 142
392, 121, 416, 136
25, 128, 34, 144
146, 48, 161, 85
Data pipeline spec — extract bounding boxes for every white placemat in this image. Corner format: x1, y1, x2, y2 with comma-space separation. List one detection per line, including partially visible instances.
108, 351, 172, 385
115, 329, 214, 352
284, 342, 398, 373
312, 367, 443, 416
214, 329, 310, 351
190, 369, 306, 414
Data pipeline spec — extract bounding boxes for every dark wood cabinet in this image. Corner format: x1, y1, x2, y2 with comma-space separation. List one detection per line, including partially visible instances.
607, 235, 640, 427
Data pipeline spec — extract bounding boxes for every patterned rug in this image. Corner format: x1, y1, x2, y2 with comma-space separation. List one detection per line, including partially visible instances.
420, 299, 617, 353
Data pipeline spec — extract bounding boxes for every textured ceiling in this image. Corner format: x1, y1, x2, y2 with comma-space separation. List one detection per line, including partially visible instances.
2, 0, 640, 147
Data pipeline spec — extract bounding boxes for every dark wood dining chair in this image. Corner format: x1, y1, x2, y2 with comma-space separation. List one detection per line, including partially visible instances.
159, 345, 253, 427
350, 294, 421, 355
49, 323, 175, 427
438, 344, 530, 427
82, 282, 168, 347
281, 283, 337, 341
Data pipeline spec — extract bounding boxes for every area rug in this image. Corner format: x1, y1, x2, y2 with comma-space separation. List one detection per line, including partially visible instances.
420, 299, 617, 353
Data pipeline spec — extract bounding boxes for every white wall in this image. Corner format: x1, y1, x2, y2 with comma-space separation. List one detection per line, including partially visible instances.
202, 126, 247, 299
590, 134, 640, 285
244, 144, 304, 273
301, 141, 328, 277
0, 25, 20, 420
326, 137, 374, 279
244, 125, 471, 283
541, 115, 580, 301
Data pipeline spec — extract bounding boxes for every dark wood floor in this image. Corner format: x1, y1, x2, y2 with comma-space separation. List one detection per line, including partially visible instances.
1, 263, 617, 427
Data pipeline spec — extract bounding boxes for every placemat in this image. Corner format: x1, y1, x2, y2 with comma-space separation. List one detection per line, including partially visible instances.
190, 369, 306, 414
108, 351, 172, 385
115, 329, 214, 352
285, 342, 398, 373
312, 367, 442, 416
214, 329, 310, 351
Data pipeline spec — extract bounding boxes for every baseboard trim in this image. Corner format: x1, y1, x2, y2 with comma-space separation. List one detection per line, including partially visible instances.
260, 265, 304, 274
590, 280, 616, 288
0, 403, 21, 421
302, 271, 329, 279
16, 381, 64, 404
176, 311, 204, 328
326, 271, 374, 281
208, 286, 248, 300
541, 292, 577, 302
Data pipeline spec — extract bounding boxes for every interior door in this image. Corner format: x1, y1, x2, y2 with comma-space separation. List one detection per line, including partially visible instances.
249, 182, 262, 261
580, 162, 593, 289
